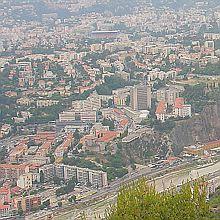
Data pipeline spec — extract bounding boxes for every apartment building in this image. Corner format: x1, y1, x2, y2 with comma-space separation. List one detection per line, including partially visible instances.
36, 99, 59, 108
9, 143, 28, 163
14, 195, 41, 213
72, 93, 101, 111
131, 84, 151, 110
54, 133, 73, 160
0, 204, 11, 219
59, 110, 97, 123
17, 173, 33, 189
0, 124, 11, 139
0, 187, 11, 205
40, 164, 108, 187
155, 101, 167, 122
174, 98, 192, 118
113, 87, 131, 107
156, 87, 181, 105
39, 164, 55, 182
34, 131, 56, 143
0, 164, 29, 182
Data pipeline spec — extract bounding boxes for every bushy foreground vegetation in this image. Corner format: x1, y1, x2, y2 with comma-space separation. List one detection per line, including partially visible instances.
105, 178, 210, 220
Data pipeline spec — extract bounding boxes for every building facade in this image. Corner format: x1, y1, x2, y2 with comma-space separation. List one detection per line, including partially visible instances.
131, 84, 151, 110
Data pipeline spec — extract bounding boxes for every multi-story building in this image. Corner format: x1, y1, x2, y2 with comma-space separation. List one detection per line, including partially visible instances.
130, 84, 151, 110
39, 164, 54, 182
0, 164, 29, 182
204, 40, 215, 49
155, 101, 167, 122
9, 143, 28, 163
17, 173, 33, 189
174, 98, 192, 118
0, 204, 11, 218
72, 93, 101, 111
40, 164, 108, 187
14, 195, 41, 213
59, 110, 97, 123
156, 87, 181, 105
54, 133, 73, 160
113, 87, 131, 107
34, 131, 56, 143
0, 187, 11, 205
36, 99, 59, 108
0, 124, 11, 139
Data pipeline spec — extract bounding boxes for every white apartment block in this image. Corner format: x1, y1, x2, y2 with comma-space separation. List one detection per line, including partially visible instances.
36, 99, 59, 108
17, 173, 33, 189
40, 164, 108, 187
59, 110, 97, 123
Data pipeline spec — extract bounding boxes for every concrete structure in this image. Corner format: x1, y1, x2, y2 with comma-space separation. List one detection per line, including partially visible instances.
156, 87, 181, 105
14, 195, 41, 213
72, 93, 101, 111
130, 84, 151, 111
59, 110, 97, 123
17, 173, 33, 189
0, 164, 29, 182
174, 98, 192, 118
36, 99, 59, 108
156, 101, 167, 122
40, 164, 108, 188
124, 107, 150, 123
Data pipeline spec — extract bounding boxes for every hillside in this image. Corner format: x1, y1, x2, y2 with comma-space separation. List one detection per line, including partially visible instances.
171, 101, 220, 154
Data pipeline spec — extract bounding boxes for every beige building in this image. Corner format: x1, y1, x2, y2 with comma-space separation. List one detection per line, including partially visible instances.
59, 110, 97, 123
36, 99, 59, 108
156, 87, 181, 105
17, 173, 33, 189
40, 164, 108, 187
131, 84, 151, 110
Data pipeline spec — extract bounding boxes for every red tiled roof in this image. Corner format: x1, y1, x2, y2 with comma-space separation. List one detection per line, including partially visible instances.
0, 204, 9, 210
0, 164, 28, 170
174, 97, 184, 109
11, 186, 22, 194
113, 108, 124, 115
119, 118, 129, 127
0, 187, 9, 194
55, 133, 73, 153
97, 131, 119, 143
35, 131, 56, 141
156, 101, 166, 114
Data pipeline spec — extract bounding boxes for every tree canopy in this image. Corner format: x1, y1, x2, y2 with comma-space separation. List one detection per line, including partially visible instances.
106, 178, 210, 220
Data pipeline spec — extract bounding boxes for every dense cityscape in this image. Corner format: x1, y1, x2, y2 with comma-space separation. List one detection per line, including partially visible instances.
0, 0, 220, 219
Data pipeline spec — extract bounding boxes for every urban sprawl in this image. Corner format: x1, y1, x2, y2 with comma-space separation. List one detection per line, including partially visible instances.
0, 0, 220, 219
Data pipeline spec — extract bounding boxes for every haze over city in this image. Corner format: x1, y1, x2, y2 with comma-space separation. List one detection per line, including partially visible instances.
0, 0, 220, 219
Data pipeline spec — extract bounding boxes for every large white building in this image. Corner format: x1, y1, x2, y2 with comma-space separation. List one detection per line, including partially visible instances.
59, 110, 97, 123
40, 164, 108, 187
17, 173, 33, 189
72, 92, 101, 111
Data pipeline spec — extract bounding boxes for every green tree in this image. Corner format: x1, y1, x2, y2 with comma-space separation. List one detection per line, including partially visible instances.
106, 178, 210, 220
102, 118, 115, 131
18, 208, 23, 216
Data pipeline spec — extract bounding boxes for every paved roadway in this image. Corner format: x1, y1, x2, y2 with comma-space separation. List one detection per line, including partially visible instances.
52, 161, 220, 220
26, 161, 220, 220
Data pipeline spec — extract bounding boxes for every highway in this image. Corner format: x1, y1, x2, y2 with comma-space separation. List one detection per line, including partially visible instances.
26, 160, 220, 220
52, 161, 220, 220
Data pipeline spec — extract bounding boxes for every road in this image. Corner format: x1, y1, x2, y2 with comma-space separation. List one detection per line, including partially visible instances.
25, 160, 220, 220
52, 161, 220, 220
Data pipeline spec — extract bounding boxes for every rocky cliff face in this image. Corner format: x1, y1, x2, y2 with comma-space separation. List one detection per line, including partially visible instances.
170, 101, 220, 154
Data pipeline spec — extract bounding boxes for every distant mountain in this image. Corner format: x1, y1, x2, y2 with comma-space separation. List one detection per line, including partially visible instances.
152, 0, 220, 10
78, 0, 142, 16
